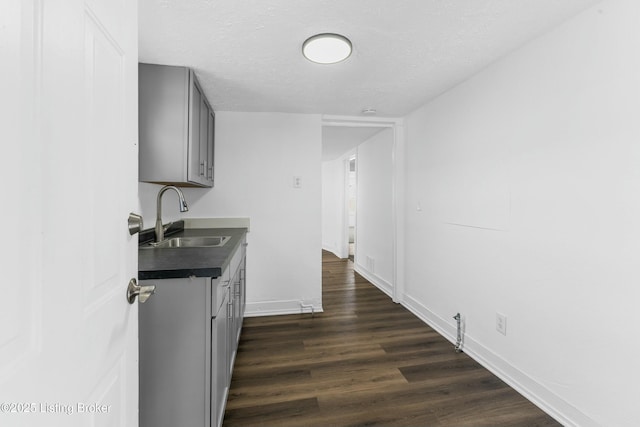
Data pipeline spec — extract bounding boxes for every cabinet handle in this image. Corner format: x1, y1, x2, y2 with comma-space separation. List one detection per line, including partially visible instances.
200, 161, 206, 176
207, 166, 213, 180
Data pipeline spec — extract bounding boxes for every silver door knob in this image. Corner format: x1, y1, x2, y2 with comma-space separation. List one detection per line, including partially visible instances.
127, 278, 155, 304
128, 212, 144, 236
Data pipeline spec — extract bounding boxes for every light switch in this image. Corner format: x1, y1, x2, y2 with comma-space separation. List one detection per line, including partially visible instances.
293, 176, 302, 188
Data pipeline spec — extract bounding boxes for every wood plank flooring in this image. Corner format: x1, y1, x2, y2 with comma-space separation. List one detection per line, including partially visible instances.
223, 251, 560, 427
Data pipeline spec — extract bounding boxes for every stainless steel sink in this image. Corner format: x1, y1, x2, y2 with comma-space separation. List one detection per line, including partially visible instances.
141, 236, 231, 249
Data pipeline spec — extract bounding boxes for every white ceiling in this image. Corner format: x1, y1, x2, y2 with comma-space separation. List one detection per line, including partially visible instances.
138, 0, 599, 159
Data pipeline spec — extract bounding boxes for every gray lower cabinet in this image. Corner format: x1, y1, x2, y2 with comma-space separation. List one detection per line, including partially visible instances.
139, 240, 246, 427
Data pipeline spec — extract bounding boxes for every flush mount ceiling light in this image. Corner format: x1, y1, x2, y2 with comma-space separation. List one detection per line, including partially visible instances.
302, 33, 352, 64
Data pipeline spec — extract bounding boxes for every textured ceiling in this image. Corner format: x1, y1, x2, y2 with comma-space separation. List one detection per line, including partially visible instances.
139, 0, 599, 160
139, 0, 599, 117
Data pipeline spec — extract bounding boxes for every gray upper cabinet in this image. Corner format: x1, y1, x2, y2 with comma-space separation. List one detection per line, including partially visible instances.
139, 63, 215, 187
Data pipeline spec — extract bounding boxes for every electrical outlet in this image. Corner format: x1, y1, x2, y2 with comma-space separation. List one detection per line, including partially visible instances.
496, 313, 507, 335
293, 176, 302, 188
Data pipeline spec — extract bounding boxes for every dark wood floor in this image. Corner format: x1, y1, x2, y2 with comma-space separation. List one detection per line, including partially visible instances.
223, 251, 560, 427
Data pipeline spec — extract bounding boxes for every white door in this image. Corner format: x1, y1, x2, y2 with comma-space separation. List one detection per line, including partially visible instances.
0, 1, 139, 426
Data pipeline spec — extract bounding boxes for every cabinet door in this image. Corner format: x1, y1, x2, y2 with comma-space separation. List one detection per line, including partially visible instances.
199, 95, 209, 182
233, 269, 242, 342
212, 284, 230, 427
239, 262, 246, 327
187, 76, 202, 184
227, 280, 236, 377
139, 64, 191, 184
140, 277, 211, 427
207, 109, 215, 183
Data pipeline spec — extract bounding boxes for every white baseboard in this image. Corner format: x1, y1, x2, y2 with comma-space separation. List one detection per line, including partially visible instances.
353, 263, 393, 298
245, 300, 324, 317
402, 294, 597, 427
322, 244, 347, 259
322, 244, 339, 258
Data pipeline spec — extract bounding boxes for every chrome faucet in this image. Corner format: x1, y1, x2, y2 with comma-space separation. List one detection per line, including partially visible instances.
155, 185, 189, 243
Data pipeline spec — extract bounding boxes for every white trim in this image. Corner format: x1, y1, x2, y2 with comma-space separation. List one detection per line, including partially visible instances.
402, 294, 598, 427
323, 120, 395, 128
322, 114, 402, 127
245, 300, 324, 317
343, 154, 355, 261
354, 263, 393, 299
391, 122, 405, 304
321, 244, 345, 259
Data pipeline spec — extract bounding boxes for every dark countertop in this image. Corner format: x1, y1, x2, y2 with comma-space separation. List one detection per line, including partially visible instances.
138, 224, 247, 280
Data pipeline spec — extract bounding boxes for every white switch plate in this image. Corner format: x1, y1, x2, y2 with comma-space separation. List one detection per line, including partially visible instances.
496, 312, 507, 335
293, 176, 302, 188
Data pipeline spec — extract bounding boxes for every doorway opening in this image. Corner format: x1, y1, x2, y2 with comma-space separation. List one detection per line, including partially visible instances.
347, 155, 356, 262
321, 115, 404, 303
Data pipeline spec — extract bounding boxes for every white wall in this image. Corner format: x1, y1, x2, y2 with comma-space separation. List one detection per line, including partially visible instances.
139, 111, 323, 316
403, 1, 640, 426
355, 128, 395, 295
321, 156, 348, 258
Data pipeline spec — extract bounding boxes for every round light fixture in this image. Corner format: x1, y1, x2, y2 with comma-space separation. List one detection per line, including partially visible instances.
302, 33, 352, 64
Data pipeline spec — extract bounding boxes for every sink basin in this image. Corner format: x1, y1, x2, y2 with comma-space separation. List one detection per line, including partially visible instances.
141, 236, 231, 249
